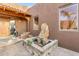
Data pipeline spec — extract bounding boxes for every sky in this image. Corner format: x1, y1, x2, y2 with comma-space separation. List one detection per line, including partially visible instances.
18, 3, 35, 7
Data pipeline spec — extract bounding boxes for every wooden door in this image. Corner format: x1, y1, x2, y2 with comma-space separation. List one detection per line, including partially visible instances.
0, 21, 10, 37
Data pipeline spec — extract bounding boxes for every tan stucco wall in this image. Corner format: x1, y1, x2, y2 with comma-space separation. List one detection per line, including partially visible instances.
28, 3, 79, 52
16, 19, 27, 35
0, 17, 27, 36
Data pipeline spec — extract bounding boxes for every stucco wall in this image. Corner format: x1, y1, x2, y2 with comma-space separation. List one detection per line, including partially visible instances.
15, 19, 27, 35
28, 3, 79, 52
0, 17, 27, 36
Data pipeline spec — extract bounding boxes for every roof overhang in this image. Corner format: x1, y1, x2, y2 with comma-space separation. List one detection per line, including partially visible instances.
0, 3, 31, 19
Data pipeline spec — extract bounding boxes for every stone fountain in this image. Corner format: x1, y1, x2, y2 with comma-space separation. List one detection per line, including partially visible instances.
23, 23, 58, 56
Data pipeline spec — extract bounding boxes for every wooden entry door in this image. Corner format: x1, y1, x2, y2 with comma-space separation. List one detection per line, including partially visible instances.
0, 21, 10, 37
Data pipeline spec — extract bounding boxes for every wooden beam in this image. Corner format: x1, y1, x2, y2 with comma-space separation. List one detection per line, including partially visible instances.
0, 7, 31, 18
